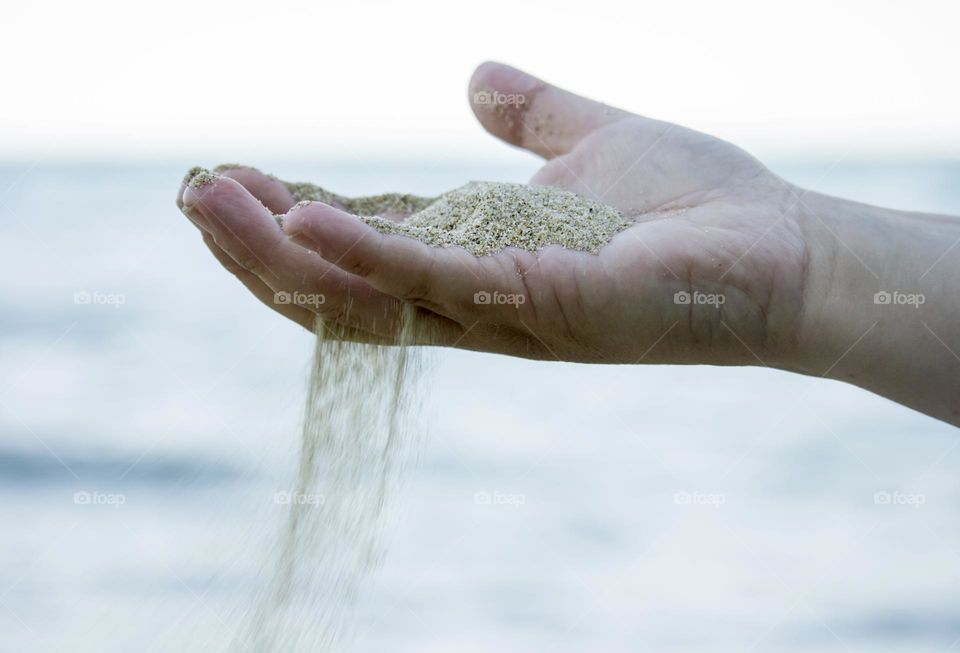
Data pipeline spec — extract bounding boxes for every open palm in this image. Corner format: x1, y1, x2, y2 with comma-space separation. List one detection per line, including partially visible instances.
179, 62, 809, 367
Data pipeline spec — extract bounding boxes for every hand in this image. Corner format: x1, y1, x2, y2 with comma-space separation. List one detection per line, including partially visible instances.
178, 62, 812, 366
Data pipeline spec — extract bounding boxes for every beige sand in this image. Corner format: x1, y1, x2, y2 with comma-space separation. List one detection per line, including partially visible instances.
242, 310, 432, 652
286, 180, 632, 256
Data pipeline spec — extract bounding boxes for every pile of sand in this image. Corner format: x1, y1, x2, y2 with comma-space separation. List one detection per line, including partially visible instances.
286, 180, 632, 255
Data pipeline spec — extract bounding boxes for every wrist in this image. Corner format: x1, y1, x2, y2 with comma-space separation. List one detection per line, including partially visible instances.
788, 191, 903, 376
786, 189, 960, 423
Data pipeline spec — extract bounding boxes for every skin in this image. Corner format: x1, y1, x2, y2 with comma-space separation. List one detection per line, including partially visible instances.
177, 62, 960, 427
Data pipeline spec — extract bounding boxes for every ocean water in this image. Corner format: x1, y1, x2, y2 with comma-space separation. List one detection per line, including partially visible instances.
0, 158, 958, 652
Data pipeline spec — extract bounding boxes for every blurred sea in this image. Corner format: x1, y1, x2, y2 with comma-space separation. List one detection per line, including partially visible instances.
0, 158, 958, 653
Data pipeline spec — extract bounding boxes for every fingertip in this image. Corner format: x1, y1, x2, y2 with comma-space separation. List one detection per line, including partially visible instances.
182, 173, 290, 278
177, 165, 210, 211
180, 168, 223, 211
468, 61, 504, 93
469, 61, 539, 98
283, 200, 354, 237
280, 201, 311, 235
177, 165, 203, 209
468, 63, 631, 160
468, 62, 541, 152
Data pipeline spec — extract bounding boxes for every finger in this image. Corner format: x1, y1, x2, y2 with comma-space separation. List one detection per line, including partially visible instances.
467, 61, 632, 159
283, 202, 504, 327
176, 165, 204, 210
206, 228, 538, 353
282, 201, 475, 304
201, 232, 315, 331
182, 172, 407, 338
177, 164, 296, 214
182, 171, 292, 284
204, 232, 396, 346
187, 176, 313, 330
213, 164, 297, 214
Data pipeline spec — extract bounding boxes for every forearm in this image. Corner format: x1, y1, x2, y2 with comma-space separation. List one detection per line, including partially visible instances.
789, 191, 960, 425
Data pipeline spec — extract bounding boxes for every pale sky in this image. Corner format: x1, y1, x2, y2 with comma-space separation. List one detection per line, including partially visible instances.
2, 0, 958, 161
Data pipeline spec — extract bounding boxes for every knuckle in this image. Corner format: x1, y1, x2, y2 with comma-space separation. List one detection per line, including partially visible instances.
394, 252, 437, 303
396, 276, 432, 304
347, 257, 377, 279
342, 232, 389, 280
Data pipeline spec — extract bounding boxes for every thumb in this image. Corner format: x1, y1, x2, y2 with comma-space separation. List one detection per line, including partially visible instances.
468, 61, 630, 159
